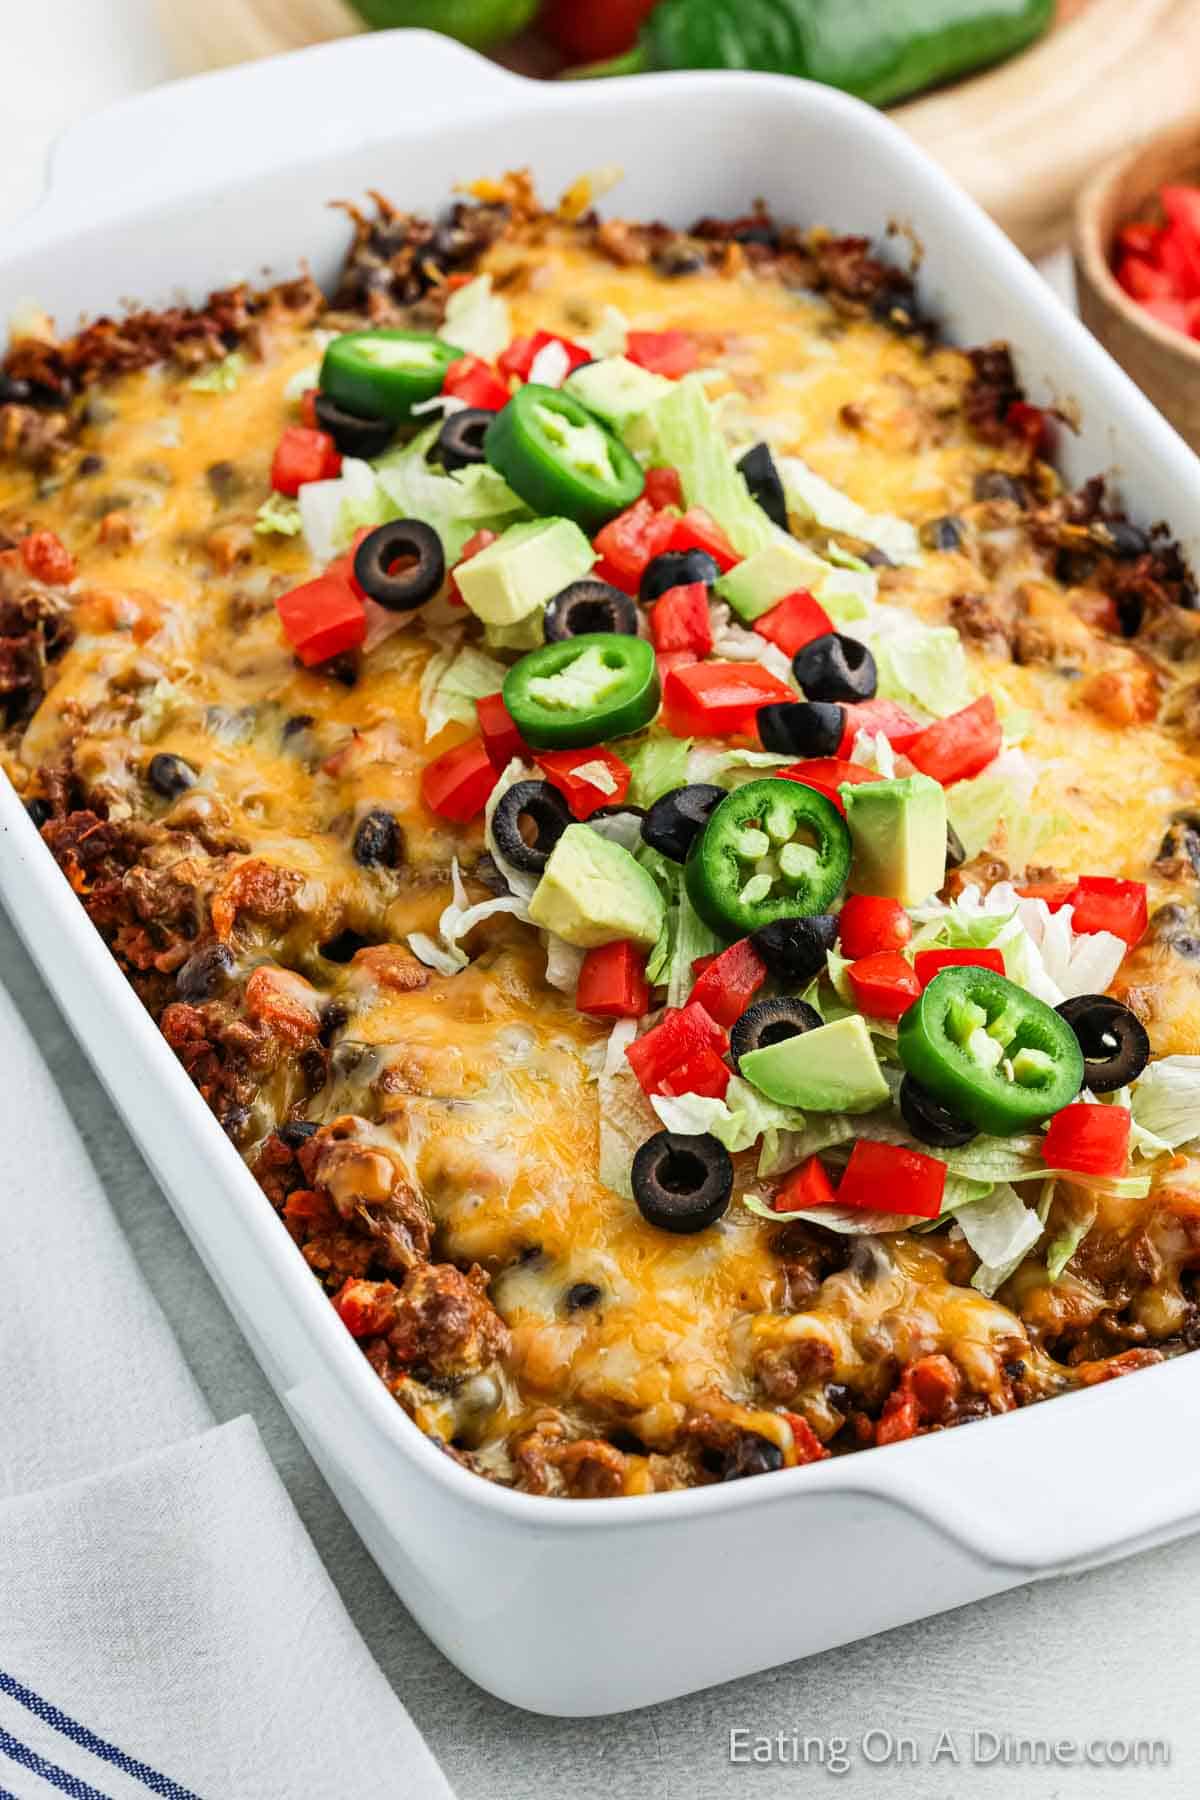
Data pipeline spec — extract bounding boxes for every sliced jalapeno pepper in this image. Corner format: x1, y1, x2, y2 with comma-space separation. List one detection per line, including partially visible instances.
484, 384, 645, 532
897, 965, 1084, 1137
503, 631, 660, 749
684, 777, 851, 939
320, 331, 465, 423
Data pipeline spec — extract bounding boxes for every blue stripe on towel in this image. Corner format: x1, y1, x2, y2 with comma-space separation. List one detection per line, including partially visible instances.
0, 1674, 199, 1800
0, 1724, 114, 1798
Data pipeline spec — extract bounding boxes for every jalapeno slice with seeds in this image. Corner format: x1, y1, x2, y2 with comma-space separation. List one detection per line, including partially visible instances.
320, 331, 465, 423
484, 384, 645, 533
897, 965, 1084, 1137
684, 777, 851, 939
503, 632, 660, 750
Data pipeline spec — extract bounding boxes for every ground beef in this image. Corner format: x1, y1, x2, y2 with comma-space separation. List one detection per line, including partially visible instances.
386, 1260, 509, 1379
964, 343, 1025, 447
331, 195, 511, 317
160, 999, 277, 1137
300, 1117, 433, 1273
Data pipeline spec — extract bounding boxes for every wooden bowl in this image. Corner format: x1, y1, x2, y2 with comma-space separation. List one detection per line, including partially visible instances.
1075, 118, 1200, 452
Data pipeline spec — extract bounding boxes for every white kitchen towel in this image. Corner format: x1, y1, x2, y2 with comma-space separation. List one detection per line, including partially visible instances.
0, 976, 453, 1800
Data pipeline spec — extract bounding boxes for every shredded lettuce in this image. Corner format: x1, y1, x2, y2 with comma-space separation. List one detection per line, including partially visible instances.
912, 881, 1126, 1006
253, 494, 303, 537
582, 305, 629, 358
1046, 1199, 1096, 1282
686, 744, 793, 786
653, 1076, 804, 1154
666, 890, 721, 1010
875, 626, 971, 720
743, 1189, 927, 1234
1130, 1056, 1200, 1150
709, 602, 797, 686
542, 932, 586, 994
622, 733, 691, 807
814, 565, 877, 621
188, 352, 244, 393
299, 457, 377, 564
776, 454, 921, 566
597, 1021, 657, 1199
955, 1182, 1044, 1296
418, 639, 506, 742
406, 856, 529, 975
372, 428, 529, 562
946, 751, 1045, 863
440, 274, 510, 360
647, 376, 776, 556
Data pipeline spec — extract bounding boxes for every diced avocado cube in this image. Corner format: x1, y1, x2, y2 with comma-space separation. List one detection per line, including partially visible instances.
563, 356, 673, 432
527, 823, 666, 950
739, 1014, 890, 1113
716, 536, 832, 622
841, 773, 947, 907
455, 517, 594, 626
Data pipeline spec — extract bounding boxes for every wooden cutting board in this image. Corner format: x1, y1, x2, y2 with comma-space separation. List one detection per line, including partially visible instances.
154, 0, 1200, 257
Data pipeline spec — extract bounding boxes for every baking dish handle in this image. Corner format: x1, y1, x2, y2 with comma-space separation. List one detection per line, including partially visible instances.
32, 31, 529, 235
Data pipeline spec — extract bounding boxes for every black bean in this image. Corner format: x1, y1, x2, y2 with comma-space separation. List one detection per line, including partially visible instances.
205, 460, 242, 503
0, 372, 33, 405
147, 753, 197, 797
973, 470, 1029, 507
565, 1282, 603, 1312
353, 809, 403, 868
319, 929, 373, 964
25, 798, 51, 828
722, 1435, 785, 1480
920, 515, 964, 551
278, 1119, 319, 1148
76, 453, 104, 478
281, 713, 315, 740
175, 942, 234, 1001
319, 999, 351, 1046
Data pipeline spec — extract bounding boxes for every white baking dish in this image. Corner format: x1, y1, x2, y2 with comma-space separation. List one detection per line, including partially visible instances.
4, 30, 1200, 1718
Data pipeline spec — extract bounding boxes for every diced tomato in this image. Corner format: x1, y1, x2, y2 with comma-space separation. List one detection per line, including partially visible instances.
778, 758, 882, 814
837, 1139, 947, 1219
876, 1353, 961, 1443
1042, 1103, 1131, 1177
593, 497, 677, 587
476, 691, 528, 769
650, 581, 713, 656
753, 589, 833, 657
625, 1001, 728, 1096
837, 895, 912, 960
442, 353, 510, 412
847, 951, 921, 1021
774, 1155, 837, 1213
1064, 875, 1148, 947
1142, 296, 1195, 333
539, 0, 657, 61
660, 1045, 731, 1099
534, 746, 632, 820
299, 386, 319, 428
626, 329, 700, 379
663, 660, 794, 738
1016, 879, 1075, 910
324, 524, 374, 603
1116, 222, 1163, 260
498, 329, 591, 382
244, 964, 322, 1045
782, 1411, 831, 1465
576, 940, 651, 1019
906, 695, 1001, 786
656, 649, 700, 679
689, 937, 768, 1028
20, 528, 75, 585
448, 527, 498, 605
276, 573, 365, 667
914, 947, 1005, 985
270, 425, 341, 495
644, 465, 684, 510
1007, 400, 1052, 459
667, 507, 739, 572
333, 1277, 398, 1339
875, 1389, 920, 1444
283, 1187, 336, 1230
1161, 187, 1200, 289
1116, 255, 1175, 303
420, 735, 499, 822
592, 555, 639, 594
837, 698, 924, 758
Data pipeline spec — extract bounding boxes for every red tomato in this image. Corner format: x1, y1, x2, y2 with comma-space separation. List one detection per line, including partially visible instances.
626, 330, 700, 379
837, 698, 924, 758
662, 660, 794, 738
540, 0, 658, 64
498, 329, 591, 382
753, 589, 833, 657
837, 1140, 946, 1219
476, 692, 528, 769
650, 582, 713, 656
625, 1001, 727, 1096
837, 895, 912, 960
774, 1155, 837, 1213
21, 528, 75, 585
576, 941, 651, 1020
782, 1411, 831, 1464
270, 425, 341, 495
1116, 255, 1175, 303
689, 938, 768, 1029
442, 354, 510, 412
644, 465, 684, 510
778, 758, 882, 814
593, 497, 675, 586
420, 736, 500, 822
1064, 876, 1148, 947
668, 507, 739, 572
333, 1277, 398, 1338
276, 574, 365, 667
906, 696, 1001, 786
1042, 1103, 1132, 1177
914, 947, 1005, 985
1007, 400, 1052, 458
534, 747, 632, 820
299, 387, 319, 428
1016, 879, 1075, 910
847, 951, 921, 1021
659, 1045, 732, 1099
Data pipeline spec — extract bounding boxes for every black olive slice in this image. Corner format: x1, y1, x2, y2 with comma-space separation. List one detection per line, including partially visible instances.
973, 470, 1029, 507
793, 633, 877, 703
544, 578, 639, 642
736, 441, 788, 532
920, 514, 964, 551
492, 779, 571, 875
757, 700, 844, 758
749, 914, 838, 982
353, 809, 404, 868
631, 1130, 733, 1234
147, 752, 196, 798
313, 391, 394, 460
640, 783, 726, 863
639, 549, 721, 602
899, 1074, 978, 1148
730, 997, 822, 1070
945, 822, 967, 871
1055, 995, 1151, 1093
353, 519, 445, 612
434, 406, 493, 473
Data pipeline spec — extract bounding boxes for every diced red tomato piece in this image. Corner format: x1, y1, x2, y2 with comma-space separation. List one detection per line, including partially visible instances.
1016, 879, 1075, 910
20, 528, 75, 585
575, 940, 651, 1019
276, 573, 365, 667
847, 951, 921, 1020
1042, 1103, 1131, 1177
876, 1353, 962, 1442
626, 329, 700, 379
778, 758, 882, 814
447, 527, 499, 606
333, 1277, 398, 1338
837, 1139, 946, 1219
837, 698, 924, 758
782, 1410, 832, 1464
650, 581, 713, 656
753, 589, 833, 657
534, 747, 632, 820
476, 692, 528, 769
539, 0, 657, 60
442, 353, 510, 412
420, 735, 500, 823
593, 497, 676, 587
643, 465, 684, 510
1007, 400, 1052, 458
1064, 875, 1148, 947
1116, 255, 1174, 303
324, 525, 374, 603
660, 1045, 731, 1099
299, 386, 319, 428
498, 329, 591, 382
689, 938, 768, 1029
270, 425, 341, 495
1161, 187, 1200, 286
837, 895, 912, 960
774, 1155, 838, 1213
656, 649, 700, 679
1116, 222, 1164, 261
1142, 296, 1197, 334
913, 947, 1005, 985
592, 555, 639, 594
662, 660, 794, 738
667, 507, 739, 572
906, 695, 1001, 786
626, 1001, 728, 1096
